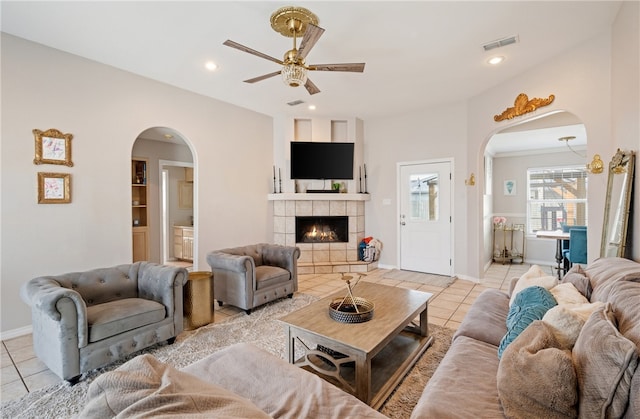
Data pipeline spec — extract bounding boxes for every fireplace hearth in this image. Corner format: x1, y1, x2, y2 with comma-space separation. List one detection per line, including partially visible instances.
296, 216, 348, 243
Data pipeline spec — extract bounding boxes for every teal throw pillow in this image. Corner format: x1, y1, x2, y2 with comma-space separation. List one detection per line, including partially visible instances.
498, 286, 557, 358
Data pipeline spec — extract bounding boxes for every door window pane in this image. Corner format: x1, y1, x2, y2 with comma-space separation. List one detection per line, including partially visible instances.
410, 173, 438, 221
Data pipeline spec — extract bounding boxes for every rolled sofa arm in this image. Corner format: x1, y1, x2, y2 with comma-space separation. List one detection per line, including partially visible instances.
20, 277, 88, 347
137, 262, 189, 310
207, 251, 254, 273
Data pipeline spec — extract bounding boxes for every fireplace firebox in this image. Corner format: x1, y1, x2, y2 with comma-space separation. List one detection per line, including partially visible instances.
296, 216, 348, 243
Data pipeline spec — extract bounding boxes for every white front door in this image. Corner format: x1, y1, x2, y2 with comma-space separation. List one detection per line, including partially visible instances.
399, 160, 452, 275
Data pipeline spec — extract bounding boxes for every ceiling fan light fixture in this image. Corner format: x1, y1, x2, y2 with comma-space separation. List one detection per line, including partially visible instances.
282, 64, 307, 87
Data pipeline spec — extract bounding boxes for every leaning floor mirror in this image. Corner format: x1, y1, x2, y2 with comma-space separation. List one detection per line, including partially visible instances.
601, 149, 636, 258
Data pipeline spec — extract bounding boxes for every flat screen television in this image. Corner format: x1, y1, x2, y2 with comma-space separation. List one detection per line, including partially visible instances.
290, 141, 354, 180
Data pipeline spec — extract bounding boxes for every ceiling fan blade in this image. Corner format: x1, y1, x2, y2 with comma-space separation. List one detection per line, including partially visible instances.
296, 24, 325, 61
223, 40, 283, 65
310, 63, 366, 72
244, 71, 281, 84
304, 78, 321, 95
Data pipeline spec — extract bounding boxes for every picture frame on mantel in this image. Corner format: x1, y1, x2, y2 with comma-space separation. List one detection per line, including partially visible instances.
38, 172, 71, 204
33, 128, 74, 167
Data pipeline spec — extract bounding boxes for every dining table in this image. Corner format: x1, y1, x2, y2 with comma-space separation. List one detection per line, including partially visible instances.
536, 230, 570, 279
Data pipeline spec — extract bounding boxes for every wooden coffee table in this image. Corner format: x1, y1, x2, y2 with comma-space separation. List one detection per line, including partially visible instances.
279, 281, 433, 408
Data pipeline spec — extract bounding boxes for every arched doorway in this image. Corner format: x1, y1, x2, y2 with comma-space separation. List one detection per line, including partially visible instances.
481, 111, 588, 272
131, 127, 196, 269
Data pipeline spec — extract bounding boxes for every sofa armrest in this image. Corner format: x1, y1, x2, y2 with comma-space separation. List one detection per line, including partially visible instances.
207, 252, 255, 274
137, 262, 188, 315
260, 244, 300, 273
20, 277, 89, 347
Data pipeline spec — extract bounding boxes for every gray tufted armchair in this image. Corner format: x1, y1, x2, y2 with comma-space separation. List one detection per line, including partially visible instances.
20, 262, 188, 384
207, 243, 300, 314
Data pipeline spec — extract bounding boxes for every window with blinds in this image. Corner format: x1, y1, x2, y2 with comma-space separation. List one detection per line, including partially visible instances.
527, 166, 588, 234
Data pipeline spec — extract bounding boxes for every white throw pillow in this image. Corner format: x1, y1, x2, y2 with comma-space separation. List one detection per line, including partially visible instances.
565, 301, 604, 322
510, 265, 558, 306
550, 282, 589, 306
542, 302, 603, 349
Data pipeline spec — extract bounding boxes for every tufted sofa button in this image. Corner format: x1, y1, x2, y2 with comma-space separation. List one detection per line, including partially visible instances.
71, 284, 77, 289
87, 299, 93, 304
99, 279, 105, 284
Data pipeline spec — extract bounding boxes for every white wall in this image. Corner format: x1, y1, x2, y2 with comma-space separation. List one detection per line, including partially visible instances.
611, 1, 640, 258
1, 34, 273, 333
2, 4, 637, 334
466, 30, 614, 279
364, 102, 469, 275
366, 26, 625, 280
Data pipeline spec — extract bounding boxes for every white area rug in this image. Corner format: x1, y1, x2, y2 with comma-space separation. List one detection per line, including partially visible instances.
383, 269, 456, 288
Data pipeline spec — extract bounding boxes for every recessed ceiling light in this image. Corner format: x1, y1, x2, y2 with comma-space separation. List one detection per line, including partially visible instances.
205, 61, 218, 71
488, 56, 505, 65
308, 105, 316, 110
164, 134, 174, 140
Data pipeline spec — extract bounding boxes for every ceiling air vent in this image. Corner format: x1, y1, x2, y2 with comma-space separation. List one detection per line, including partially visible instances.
287, 100, 305, 106
482, 35, 519, 52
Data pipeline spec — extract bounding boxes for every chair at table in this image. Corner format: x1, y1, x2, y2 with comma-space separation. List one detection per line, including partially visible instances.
560, 224, 571, 272
562, 227, 587, 271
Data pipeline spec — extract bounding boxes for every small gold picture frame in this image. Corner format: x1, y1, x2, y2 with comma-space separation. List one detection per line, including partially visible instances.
33, 128, 74, 166
38, 172, 71, 204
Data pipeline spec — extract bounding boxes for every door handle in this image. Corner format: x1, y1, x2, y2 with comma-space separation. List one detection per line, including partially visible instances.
400, 221, 406, 226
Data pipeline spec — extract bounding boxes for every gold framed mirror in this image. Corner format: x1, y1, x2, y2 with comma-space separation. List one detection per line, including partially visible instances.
600, 149, 635, 257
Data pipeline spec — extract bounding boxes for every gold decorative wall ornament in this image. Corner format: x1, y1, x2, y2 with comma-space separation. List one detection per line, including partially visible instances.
494, 93, 555, 122
33, 128, 73, 166
586, 154, 604, 174
611, 148, 628, 174
465, 173, 476, 186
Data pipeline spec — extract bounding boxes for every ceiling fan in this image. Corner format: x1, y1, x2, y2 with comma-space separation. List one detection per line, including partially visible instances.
223, 6, 365, 95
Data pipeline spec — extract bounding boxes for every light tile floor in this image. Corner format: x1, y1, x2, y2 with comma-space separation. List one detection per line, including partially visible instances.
0, 263, 551, 405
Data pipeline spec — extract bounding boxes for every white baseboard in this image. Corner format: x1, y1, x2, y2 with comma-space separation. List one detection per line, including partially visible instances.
455, 273, 481, 283
378, 263, 481, 283
1, 325, 32, 341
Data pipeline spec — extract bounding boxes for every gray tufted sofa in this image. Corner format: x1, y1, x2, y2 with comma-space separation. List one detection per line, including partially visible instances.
206, 243, 300, 314
20, 262, 188, 383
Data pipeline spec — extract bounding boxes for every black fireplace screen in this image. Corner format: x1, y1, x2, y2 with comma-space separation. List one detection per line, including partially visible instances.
295, 216, 349, 243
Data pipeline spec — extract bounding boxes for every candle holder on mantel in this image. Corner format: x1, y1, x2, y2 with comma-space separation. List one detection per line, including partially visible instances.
329, 273, 374, 323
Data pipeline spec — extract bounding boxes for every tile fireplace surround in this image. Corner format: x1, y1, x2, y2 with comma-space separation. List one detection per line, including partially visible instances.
269, 193, 377, 274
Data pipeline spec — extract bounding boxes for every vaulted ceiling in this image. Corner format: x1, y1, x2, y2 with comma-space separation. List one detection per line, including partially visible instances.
1, 1, 622, 122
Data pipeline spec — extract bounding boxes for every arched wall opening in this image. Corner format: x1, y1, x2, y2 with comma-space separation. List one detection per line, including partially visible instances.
479, 110, 588, 276
131, 127, 198, 269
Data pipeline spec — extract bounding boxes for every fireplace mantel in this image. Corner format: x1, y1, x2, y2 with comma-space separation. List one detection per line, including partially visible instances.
268, 193, 370, 201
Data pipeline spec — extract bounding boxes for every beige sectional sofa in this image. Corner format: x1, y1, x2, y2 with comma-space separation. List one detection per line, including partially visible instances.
412, 257, 640, 418
79, 257, 639, 418
81, 342, 386, 418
